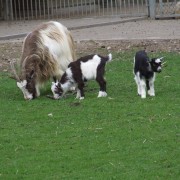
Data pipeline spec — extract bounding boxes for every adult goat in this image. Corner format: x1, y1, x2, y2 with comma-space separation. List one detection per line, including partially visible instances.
11, 21, 76, 100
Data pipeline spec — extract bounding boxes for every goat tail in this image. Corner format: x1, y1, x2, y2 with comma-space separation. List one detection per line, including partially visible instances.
107, 53, 112, 62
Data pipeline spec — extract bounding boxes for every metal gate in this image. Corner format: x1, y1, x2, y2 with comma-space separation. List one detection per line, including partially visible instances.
2, 0, 149, 20
155, 0, 180, 18
0, 0, 4, 20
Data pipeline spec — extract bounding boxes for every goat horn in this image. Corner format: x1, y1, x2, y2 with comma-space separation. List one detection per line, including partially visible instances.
162, 61, 167, 66
10, 61, 20, 82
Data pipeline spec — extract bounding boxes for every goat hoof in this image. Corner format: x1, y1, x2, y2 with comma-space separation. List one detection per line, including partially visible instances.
98, 91, 107, 97
148, 91, 155, 96
149, 94, 155, 97
75, 95, 80, 99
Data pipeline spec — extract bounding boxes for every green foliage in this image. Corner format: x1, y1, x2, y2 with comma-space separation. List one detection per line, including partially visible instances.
0, 51, 179, 179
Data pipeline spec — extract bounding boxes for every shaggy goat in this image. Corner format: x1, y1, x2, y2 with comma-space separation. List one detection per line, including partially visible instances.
10, 21, 76, 100
133, 50, 164, 99
51, 53, 112, 100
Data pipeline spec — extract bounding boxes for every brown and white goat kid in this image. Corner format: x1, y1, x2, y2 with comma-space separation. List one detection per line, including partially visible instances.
11, 21, 76, 100
51, 53, 112, 100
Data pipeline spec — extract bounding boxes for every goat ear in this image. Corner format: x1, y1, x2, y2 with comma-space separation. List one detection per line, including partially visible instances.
29, 54, 41, 62
28, 54, 41, 69
159, 57, 164, 61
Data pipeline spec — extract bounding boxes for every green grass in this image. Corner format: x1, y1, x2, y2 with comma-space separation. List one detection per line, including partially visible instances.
0, 50, 179, 179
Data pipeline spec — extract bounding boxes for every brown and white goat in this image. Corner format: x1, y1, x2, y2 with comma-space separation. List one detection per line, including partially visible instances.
11, 21, 76, 100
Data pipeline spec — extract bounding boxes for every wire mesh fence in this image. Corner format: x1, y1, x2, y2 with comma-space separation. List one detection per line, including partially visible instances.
155, 0, 180, 18
1, 0, 149, 20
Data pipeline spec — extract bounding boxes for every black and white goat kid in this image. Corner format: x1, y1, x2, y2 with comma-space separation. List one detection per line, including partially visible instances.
133, 50, 164, 99
51, 53, 112, 100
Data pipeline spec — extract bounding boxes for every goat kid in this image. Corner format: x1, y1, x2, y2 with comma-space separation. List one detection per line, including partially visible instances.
134, 50, 164, 99
10, 21, 76, 100
51, 53, 112, 100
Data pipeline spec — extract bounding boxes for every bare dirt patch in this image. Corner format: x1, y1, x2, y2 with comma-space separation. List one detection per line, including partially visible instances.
0, 39, 180, 72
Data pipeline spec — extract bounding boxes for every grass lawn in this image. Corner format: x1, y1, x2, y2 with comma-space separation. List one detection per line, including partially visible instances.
0, 50, 179, 179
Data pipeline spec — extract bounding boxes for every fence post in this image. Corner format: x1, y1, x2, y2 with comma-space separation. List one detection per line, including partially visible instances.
148, 0, 156, 19
4, 0, 13, 20
0, 0, 2, 20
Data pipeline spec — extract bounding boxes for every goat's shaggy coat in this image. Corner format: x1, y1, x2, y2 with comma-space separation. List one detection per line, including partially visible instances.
51, 53, 112, 100
133, 50, 163, 98
12, 21, 76, 100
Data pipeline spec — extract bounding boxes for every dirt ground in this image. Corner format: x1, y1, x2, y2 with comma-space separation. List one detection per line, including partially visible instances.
0, 39, 180, 72
0, 19, 180, 72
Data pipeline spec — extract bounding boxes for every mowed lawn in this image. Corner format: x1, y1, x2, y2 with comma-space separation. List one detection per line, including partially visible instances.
0, 50, 179, 179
